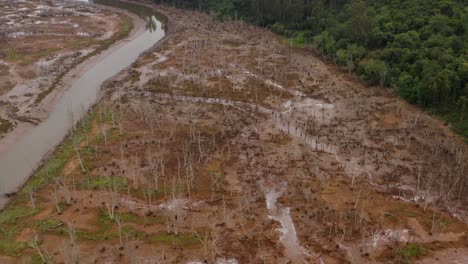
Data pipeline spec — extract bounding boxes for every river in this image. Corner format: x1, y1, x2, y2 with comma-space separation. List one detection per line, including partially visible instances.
0, 0, 166, 208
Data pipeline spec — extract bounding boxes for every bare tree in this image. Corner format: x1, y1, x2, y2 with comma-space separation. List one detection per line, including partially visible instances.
104, 176, 119, 220
61, 224, 80, 264
379, 63, 388, 88
28, 235, 52, 264
116, 216, 124, 249
53, 181, 62, 214
28, 189, 36, 209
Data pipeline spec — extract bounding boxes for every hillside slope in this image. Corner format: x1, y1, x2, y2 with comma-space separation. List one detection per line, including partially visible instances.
0, 2, 467, 264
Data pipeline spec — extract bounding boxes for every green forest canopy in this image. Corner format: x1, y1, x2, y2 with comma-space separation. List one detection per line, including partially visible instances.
154, 0, 468, 138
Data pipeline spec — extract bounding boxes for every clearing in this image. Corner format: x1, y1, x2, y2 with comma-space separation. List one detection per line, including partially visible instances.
0, 2, 466, 264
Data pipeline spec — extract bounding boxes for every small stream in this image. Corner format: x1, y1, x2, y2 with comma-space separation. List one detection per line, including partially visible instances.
260, 180, 316, 263
0, 0, 166, 208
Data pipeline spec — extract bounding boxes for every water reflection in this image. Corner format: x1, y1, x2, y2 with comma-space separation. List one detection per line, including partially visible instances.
146, 15, 158, 32
90, 0, 167, 33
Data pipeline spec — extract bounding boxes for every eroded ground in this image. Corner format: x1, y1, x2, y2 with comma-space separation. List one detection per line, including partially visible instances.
0, 0, 131, 137
0, 2, 467, 264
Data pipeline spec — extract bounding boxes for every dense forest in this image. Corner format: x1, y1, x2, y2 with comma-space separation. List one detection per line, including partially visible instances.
154, 0, 468, 138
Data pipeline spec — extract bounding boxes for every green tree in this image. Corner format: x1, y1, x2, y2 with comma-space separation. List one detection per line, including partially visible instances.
212, 0, 235, 20
396, 73, 418, 103
358, 59, 388, 87
458, 96, 468, 121
338, 0, 375, 44
313, 31, 336, 56
336, 44, 366, 72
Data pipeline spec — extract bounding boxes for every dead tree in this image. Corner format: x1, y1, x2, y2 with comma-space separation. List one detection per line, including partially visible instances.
28, 235, 52, 263
104, 176, 119, 220
61, 224, 80, 264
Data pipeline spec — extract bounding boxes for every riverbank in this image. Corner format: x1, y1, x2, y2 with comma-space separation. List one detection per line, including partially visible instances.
0, 0, 135, 139
0, 0, 167, 209
0, 3, 143, 159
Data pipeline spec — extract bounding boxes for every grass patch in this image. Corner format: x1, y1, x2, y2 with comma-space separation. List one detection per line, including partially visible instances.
81, 176, 128, 190
22, 145, 73, 194
116, 211, 163, 225
21, 111, 94, 195
5, 49, 23, 61
49, 211, 116, 241
397, 243, 427, 258
37, 219, 63, 233
59, 211, 144, 241
98, 210, 114, 230
4, 47, 59, 65
32, 48, 60, 59
383, 212, 398, 222
4, 49, 33, 66
286, 31, 310, 46
66, 37, 98, 49
0, 118, 13, 135
0, 207, 39, 256
0, 206, 39, 225
0, 240, 27, 257
121, 226, 144, 238
121, 21, 131, 34
30, 253, 51, 264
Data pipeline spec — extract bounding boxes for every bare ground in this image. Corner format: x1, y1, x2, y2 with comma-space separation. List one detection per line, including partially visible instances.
0, 2, 466, 264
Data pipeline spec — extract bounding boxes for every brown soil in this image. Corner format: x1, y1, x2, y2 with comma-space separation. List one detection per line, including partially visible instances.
0, 1, 466, 264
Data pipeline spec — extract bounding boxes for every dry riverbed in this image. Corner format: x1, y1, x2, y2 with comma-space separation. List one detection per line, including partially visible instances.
0, 1, 467, 264
0, 0, 132, 139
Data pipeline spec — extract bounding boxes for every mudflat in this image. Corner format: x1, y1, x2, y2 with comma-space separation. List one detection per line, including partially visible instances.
0, 0, 133, 143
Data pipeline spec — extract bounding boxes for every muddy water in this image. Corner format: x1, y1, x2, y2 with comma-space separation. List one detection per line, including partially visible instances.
260, 180, 316, 263
0, 0, 166, 208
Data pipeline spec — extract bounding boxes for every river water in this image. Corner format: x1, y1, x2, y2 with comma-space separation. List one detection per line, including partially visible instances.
0, 0, 166, 208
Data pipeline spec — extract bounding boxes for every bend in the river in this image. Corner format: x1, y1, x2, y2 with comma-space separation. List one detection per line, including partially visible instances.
0, 0, 167, 208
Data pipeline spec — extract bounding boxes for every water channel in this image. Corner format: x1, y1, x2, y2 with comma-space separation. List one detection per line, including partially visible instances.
0, 0, 167, 208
